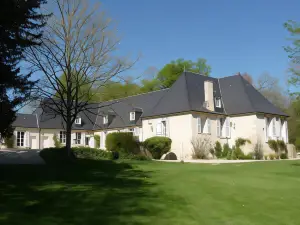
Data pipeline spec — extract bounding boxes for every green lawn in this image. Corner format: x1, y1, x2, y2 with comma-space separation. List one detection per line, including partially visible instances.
1, 160, 300, 225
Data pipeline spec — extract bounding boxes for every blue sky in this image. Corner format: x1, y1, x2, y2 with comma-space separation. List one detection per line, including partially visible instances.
90, 0, 300, 85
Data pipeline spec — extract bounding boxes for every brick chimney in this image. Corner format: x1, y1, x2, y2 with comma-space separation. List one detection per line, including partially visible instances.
204, 80, 214, 111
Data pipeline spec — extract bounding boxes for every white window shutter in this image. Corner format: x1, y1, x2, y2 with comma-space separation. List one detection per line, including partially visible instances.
217, 119, 220, 137
197, 117, 202, 133
156, 123, 162, 135
25, 131, 30, 148
265, 117, 269, 141
207, 118, 211, 134
272, 118, 276, 136
71, 133, 76, 145
165, 118, 170, 137
286, 121, 289, 143
226, 117, 230, 137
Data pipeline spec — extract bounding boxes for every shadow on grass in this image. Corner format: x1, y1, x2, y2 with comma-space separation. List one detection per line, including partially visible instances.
0, 159, 159, 225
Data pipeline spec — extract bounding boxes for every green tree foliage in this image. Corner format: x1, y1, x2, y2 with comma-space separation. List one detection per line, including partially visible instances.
97, 81, 142, 102
0, 0, 49, 138
284, 20, 300, 95
286, 97, 300, 145
140, 79, 161, 93
157, 58, 211, 88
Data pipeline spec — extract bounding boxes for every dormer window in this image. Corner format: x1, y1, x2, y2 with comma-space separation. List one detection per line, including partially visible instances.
75, 117, 81, 125
103, 115, 108, 124
130, 112, 135, 121
215, 98, 221, 108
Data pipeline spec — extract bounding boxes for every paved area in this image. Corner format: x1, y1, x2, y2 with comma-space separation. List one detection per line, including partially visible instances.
0, 149, 45, 165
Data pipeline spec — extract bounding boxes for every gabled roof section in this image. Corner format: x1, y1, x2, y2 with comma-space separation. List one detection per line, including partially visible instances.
143, 72, 225, 117
219, 75, 288, 116
13, 113, 38, 128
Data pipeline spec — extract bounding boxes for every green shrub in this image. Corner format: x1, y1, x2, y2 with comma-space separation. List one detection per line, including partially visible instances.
119, 152, 151, 161
223, 143, 231, 158
280, 153, 288, 159
235, 138, 251, 148
268, 140, 279, 153
269, 153, 276, 160
240, 153, 253, 160
53, 134, 63, 148
143, 136, 172, 159
277, 140, 287, 153
94, 135, 100, 148
295, 137, 300, 152
234, 146, 245, 159
231, 147, 237, 160
40, 147, 73, 164
105, 132, 140, 154
4, 135, 14, 148
253, 140, 264, 160
72, 147, 111, 159
214, 141, 222, 158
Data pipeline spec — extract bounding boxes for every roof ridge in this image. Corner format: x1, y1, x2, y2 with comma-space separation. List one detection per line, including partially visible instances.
98, 88, 169, 104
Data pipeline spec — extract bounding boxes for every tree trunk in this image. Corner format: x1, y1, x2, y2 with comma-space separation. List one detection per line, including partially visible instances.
66, 112, 72, 158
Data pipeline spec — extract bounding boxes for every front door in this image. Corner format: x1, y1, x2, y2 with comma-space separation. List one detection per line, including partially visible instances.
30, 136, 37, 149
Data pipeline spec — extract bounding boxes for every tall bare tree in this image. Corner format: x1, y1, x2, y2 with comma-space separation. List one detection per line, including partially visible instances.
26, 0, 133, 155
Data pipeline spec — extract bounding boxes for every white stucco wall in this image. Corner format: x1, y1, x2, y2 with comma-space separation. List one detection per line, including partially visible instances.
142, 114, 193, 159
40, 129, 94, 149
14, 127, 40, 149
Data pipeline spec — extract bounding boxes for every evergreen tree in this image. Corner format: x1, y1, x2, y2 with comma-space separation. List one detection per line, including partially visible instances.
0, 0, 49, 137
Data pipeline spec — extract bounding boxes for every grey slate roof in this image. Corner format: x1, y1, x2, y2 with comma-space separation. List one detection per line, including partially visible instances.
13, 114, 38, 128
143, 72, 225, 117
219, 75, 287, 116
34, 103, 99, 130
13, 72, 288, 129
93, 89, 168, 130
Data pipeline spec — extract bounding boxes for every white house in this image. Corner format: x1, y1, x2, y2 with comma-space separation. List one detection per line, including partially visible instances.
9, 72, 289, 159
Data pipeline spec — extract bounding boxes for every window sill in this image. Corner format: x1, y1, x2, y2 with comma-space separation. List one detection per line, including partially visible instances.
219, 136, 230, 139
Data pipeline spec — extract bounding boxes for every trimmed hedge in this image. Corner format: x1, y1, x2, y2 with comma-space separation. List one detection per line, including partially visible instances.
105, 132, 140, 154
72, 147, 111, 159
143, 136, 172, 159
39, 147, 74, 164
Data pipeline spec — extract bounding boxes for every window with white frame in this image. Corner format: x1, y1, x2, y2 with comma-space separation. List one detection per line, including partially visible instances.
215, 98, 221, 108
75, 132, 81, 144
197, 117, 202, 133
203, 118, 211, 134
103, 115, 108, 124
60, 131, 66, 144
134, 127, 140, 136
156, 122, 162, 135
75, 117, 81, 125
130, 112, 135, 121
17, 131, 25, 147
